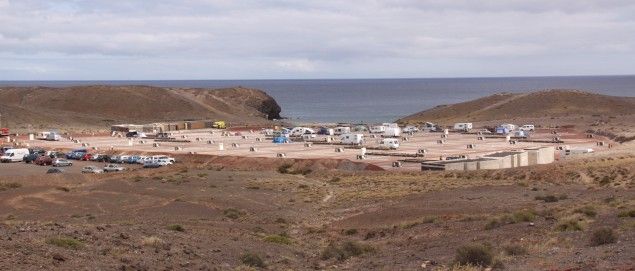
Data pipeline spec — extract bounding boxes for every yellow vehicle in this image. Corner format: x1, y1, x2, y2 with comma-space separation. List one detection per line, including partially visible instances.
212, 121, 226, 129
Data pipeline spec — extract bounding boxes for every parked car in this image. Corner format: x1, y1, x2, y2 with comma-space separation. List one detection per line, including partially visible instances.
81, 166, 103, 174
34, 156, 53, 166
118, 155, 131, 164
92, 154, 111, 162
143, 161, 163, 168
80, 153, 94, 161
52, 158, 73, 167
403, 126, 420, 133
126, 155, 142, 164
103, 164, 126, 172
47, 168, 64, 174
151, 155, 175, 164
23, 153, 43, 163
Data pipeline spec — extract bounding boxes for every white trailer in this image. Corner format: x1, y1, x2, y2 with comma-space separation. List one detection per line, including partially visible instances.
46, 133, 62, 141
334, 126, 351, 135
340, 133, 364, 145
370, 125, 386, 134
379, 138, 400, 149
383, 126, 402, 137
453, 123, 473, 131
290, 127, 315, 137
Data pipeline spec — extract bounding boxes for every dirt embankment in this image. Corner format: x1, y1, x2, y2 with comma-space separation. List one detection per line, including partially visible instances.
398, 89, 635, 140
0, 85, 282, 131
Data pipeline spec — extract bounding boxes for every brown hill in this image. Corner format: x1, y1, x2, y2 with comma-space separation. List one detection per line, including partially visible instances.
398, 89, 635, 125
0, 85, 281, 131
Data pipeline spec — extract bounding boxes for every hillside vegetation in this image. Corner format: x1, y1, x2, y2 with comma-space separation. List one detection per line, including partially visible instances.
0, 85, 281, 130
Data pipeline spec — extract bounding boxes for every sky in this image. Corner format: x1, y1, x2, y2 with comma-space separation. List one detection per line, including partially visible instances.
1, 0, 634, 80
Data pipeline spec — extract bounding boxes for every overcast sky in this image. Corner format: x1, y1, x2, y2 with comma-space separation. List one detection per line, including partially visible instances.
1, 0, 634, 80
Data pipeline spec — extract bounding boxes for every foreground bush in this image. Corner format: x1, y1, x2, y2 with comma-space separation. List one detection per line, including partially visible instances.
240, 252, 265, 268
46, 237, 82, 250
590, 228, 617, 246
321, 241, 374, 261
455, 244, 493, 267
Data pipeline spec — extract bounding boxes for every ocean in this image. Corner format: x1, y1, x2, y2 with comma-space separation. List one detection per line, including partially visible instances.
2, 75, 634, 123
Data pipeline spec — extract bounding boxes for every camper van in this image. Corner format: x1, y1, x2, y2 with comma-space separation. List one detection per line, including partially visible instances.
370, 125, 386, 134
453, 123, 473, 131
46, 133, 62, 141
340, 134, 364, 145
383, 126, 402, 137
519, 125, 535, 131
403, 125, 419, 133
0, 148, 30, 163
290, 127, 316, 137
379, 138, 400, 150
499, 124, 517, 131
334, 126, 351, 135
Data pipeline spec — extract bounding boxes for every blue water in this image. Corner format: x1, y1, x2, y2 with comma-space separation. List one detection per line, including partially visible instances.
1, 76, 634, 123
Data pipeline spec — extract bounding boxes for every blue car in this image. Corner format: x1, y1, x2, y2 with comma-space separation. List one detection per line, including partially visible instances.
272, 137, 290, 144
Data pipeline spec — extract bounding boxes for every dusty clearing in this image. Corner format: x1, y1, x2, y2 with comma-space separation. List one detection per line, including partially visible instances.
0, 153, 633, 270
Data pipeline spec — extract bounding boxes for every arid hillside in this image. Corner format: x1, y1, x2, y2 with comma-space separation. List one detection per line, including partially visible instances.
398, 90, 635, 125
0, 85, 282, 131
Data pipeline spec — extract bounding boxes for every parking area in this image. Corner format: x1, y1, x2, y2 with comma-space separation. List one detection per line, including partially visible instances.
3, 128, 607, 171
0, 160, 142, 177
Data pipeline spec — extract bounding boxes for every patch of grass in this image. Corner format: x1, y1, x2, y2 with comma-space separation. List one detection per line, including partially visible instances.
167, 224, 185, 232
275, 217, 287, 224
535, 195, 559, 203
590, 228, 617, 246
617, 209, 635, 218
321, 241, 374, 261
343, 229, 358, 235
454, 244, 493, 267
197, 173, 208, 178
503, 244, 528, 256
263, 234, 292, 245
141, 236, 166, 249
328, 177, 341, 183
46, 237, 82, 250
277, 164, 293, 174
485, 210, 536, 230
556, 218, 583, 232
0, 182, 22, 191
223, 208, 245, 220
240, 252, 265, 268
246, 185, 260, 190
297, 184, 309, 189
574, 206, 597, 218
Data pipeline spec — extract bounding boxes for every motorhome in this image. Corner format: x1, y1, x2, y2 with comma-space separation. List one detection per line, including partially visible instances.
290, 127, 316, 137
370, 125, 386, 134
334, 126, 351, 135
0, 148, 30, 163
379, 138, 400, 149
340, 133, 364, 145
453, 123, 473, 131
383, 126, 402, 137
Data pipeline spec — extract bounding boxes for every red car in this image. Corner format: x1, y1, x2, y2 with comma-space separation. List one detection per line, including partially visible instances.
34, 156, 53, 166
80, 153, 94, 161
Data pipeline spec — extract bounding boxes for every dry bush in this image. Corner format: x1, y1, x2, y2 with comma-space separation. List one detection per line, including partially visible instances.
590, 228, 617, 246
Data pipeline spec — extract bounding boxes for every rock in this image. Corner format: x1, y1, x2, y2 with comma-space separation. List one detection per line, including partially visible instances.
52, 253, 66, 262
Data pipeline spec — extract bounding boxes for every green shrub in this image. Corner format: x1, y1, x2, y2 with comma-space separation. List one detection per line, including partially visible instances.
343, 229, 358, 235
0, 182, 22, 191
224, 208, 245, 219
263, 234, 292, 245
455, 244, 493, 267
590, 228, 617, 246
574, 206, 597, 218
617, 209, 635, 218
277, 164, 293, 174
556, 219, 583, 232
240, 252, 265, 268
535, 195, 559, 203
321, 241, 374, 261
46, 237, 83, 250
503, 244, 528, 256
167, 224, 185, 232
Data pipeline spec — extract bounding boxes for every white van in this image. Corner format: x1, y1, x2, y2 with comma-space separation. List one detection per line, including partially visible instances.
334, 126, 351, 135
340, 133, 364, 145
379, 138, 400, 150
519, 125, 535, 131
46, 133, 62, 141
0, 148, 30, 163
